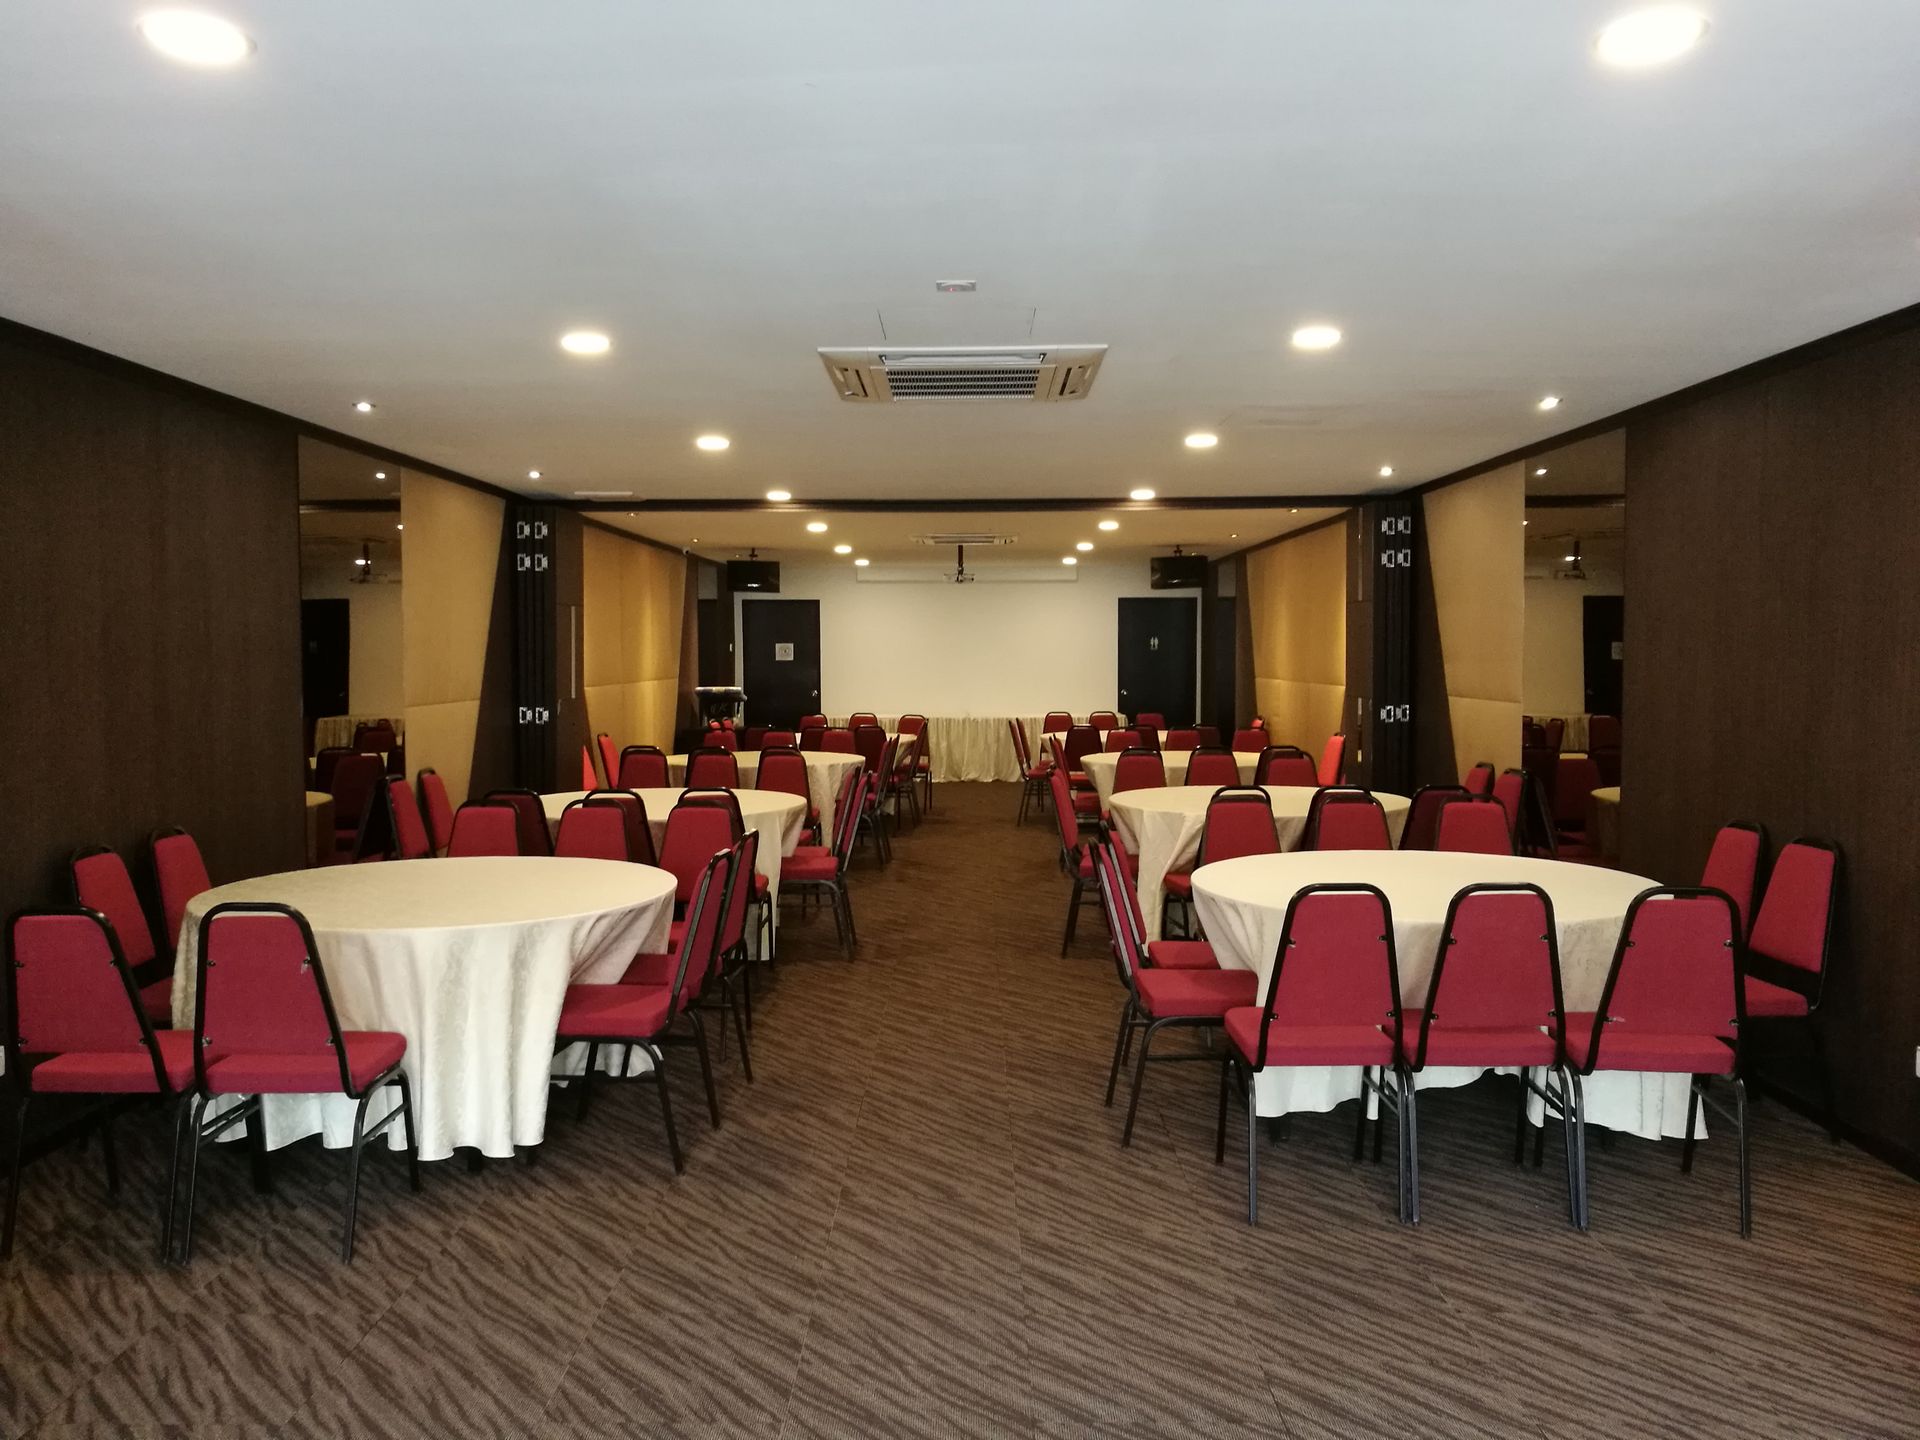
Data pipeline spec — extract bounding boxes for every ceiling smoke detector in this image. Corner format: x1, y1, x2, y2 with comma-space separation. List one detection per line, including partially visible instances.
819, 345, 1106, 402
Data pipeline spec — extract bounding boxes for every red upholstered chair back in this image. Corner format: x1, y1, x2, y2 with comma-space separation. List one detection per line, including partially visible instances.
832, 769, 867, 862
416, 770, 456, 853
1112, 750, 1166, 795
1553, 755, 1603, 827
1306, 788, 1393, 852
847, 712, 880, 731
1542, 717, 1566, 750
329, 753, 386, 835
898, 714, 927, 736
1249, 886, 1400, 1067
1199, 787, 1281, 865
1588, 714, 1621, 751
799, 725, 827, 751
554, 802, 631, 861
312, 747, 353, 793
1255, 747, 1318, 788
1399, 785, 1468, 851
1699, 822, 1766, 938
1061, 725, 1100, 774
194, 905, 346, 1082
484, 790, 553, 857
1184, 747, 1242, 789
1435, 798, 1514, 856
351, 721, 397, 752
686, 749, 740, 788
150, 828, 212, 951
1088, 711, 1120, 731
1491, 769, 1527, 835
387, 778, 433, 861
1047, 766, 1083, 856
661, 798, 741, 905
1194, 725, 1222, 748
761, 730, 797, 749
1522, 720, 1547, 748
446, 804, 521, 857
1092, 839, 1145, 995
1747, 839, 1839, 976
1103, 729, 1137, 752
799, 713, 828, 731
6, 910, 159, 1066
585, 790, 656, 866
1463, 762, 1495, 796
1043, 711, 1074, 733
1230, 728, 1265, 753
581, 746, 600, 792
717, 831, 759, 959
1418, 886, 1563, 1063
740, 727, 770, 752
617, 746, 671, 789
850, 725, 889, 775
822, 727, 858, 754
1585, 889, 1742, 1071
71, 848, 157, 969
596, 735, 619, 793
1316, 733, 1346, 787
1165, 728, 1200, 751
1132, 712, 1166, 730
667, 851, 732, 1012
700, 727, 739, 752
1008, 719, 1034, 771
756, 748, 810, 806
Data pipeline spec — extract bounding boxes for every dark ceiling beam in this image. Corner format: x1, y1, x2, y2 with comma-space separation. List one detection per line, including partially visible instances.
568, 495, 1369, 515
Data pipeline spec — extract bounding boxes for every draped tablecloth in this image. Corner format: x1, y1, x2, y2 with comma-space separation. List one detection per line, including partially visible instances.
1190, 851, 1695, 1140
820, 716, 1039, 783
1110, 786, 1411, 941
303, 791, 334, 868
668, 750, 862, 841
313, 714, 406, 753
1080, 751, 1265, 811
1591, 786, 1622, 862
172, 857, 674, 1160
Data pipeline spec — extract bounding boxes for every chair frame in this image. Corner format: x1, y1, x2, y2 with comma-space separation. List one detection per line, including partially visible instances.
1010, 718, 1050, 825
1398, 783, 1470, 851
1301, 786, 1391, 851
1740, 837, 1843, 1139
781, 769, 865, 958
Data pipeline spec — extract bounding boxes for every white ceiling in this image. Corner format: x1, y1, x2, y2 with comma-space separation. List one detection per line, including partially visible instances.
5, 3, 1918, 506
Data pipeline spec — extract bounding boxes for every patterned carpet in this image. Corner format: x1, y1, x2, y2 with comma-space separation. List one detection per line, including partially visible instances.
3, 781, 1917, 1438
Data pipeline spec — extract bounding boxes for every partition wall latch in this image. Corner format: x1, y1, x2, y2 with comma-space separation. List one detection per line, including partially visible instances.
1376, 703, 1411, 724
516, 705, 551, 725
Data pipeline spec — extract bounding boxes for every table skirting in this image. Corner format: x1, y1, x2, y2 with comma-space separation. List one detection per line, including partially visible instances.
1591, 786, 1622, 862
668, 750, 863, 842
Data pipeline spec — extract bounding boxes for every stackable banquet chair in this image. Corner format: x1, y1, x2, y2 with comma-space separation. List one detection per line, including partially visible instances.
857, 735, 901, 862
706, 832, 760, 1066
1093, 844, 1257, 1148
1303, 788, 1393, 851
1132, 711, 1166, 731
1183, 747, 1242, 788
445, 803, 522, 857
149, 828, 212, 952
799, 725, 827, 751
595, 734, 619, 792
700, 726, 739, 752
555, 850, 731, 1173
1316, 733, 1346, 787
1088, 711, 1120, 732
1491, 769, 1527, 841
1010, 719, 1052, 825
1216, 884, 1412, 1224
554, 801, 633, 861
1111, 748, 1166, 796
659, 795, 743, 919
1163, 787, 1282, 936
1542, 717, 1566, 750
822, 727, 858, 754
1042, 710, 1074, 733
756, 746, 817, 839
70, 848, 173, 1025
351, 721, 397, 755
1588, 714, 1622, 787
1435, 797, 1515, 856
1254, 746, 1318, 788
780, 769, 866, 957
1740, 838, 1842, 1137
740, 727, 770, 752
179, 903, 418, 1262
898, 714, 933, 812
1547, 887, 1750, 1234
385, 777, 433, 861
415, 769, 456, 855
799, 713, 828, 731
582, 790, 657, 866
761, 729, 797, 749
311, 746, 353, 794
1398, 784, 1469, 850
1230, 728, 1266, 753
847, 712, 880, 731
327, 753, 385, 859
1553, 754, 1605, 855
581, 746, 600, 792
884, 730, 923, 830
484, 789, 554, 857
1463, 762, 1495, 797
3, 909, 197, 1260
1049, 767, 1104, 955
617, 745, 671, 789
1058, 725, 1101, 793
1165, 728, 1200, 751
1103, 728, 1138, 752
1095, 825, 1214, 972
1398, 884, 1575, 1225
685, 748, 740, 789
1193, 725, 1223, 748
1699, 822, 1766, 938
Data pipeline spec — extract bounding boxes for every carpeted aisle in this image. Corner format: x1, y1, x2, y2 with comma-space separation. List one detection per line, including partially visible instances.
2, 782, 1916, 1438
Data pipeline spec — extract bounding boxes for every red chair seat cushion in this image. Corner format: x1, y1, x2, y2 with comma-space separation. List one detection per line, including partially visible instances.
139, 977, 174, 1026
1135, 968, 1258, 1019
1743, 976, 1811, 1018
1559, 1015, 1734, 1075
1162, 871, 1193, 898
558, 983, 673, 1040
1399, 1011, 1557, 1068
1025, 765, 1050, 780
753, 873, 770, 897
30, 1032, 196, 1094
620, 951, 676, 986
1146, 940, 1219, 971
1071, 792, 1099, 816
668, 920, 688, 948
783, 850, 837, 882
1224, 1008, 1395, 1067
204, 1031, 406, 1095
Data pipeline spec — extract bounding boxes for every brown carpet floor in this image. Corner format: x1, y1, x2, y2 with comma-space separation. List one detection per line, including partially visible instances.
3, 781, 1917, 1438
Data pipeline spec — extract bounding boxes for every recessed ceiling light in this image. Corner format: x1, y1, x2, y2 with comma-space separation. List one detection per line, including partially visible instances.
1098, 519, 1119, 532
1523, 520, 1530, 527
137, 9, 253, 67
695, 434, 730, 452
765, 489, 792, 503
1378, 466, 1395, 478
353, 400, 374, 413
1290, 324, 1343, 351
853, 557, 870, 568
833, 544, 852, 555
805, 521, 828, 533
559, 331, 611, 356
1230, 532, 1239, 538
527, 470, 542, 480
1596, 6, 1709, 69
1538, 395, 1562, 411
1075, 541, 1094, 552
373, 471, 387, 480
1061, 556, 1078, 566
1290, 508, 1300, 514
1184, 433, 1218, 450
1564, 553, 1579, 563
1129, 487, 1157, 501
395, 523, 404, 531
1535, 467, 1548, 476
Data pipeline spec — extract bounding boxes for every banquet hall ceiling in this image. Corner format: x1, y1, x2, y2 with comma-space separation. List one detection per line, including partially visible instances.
3, 3, 1917, 509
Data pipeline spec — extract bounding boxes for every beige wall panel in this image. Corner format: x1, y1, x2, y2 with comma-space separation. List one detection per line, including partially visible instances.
1253, 678, 1346, 748
1246, 520, 1348, 749
582, 527, 686, 750
1425, 464, 1524, 778
401, 474, 503, 804
404, 700, 481, 807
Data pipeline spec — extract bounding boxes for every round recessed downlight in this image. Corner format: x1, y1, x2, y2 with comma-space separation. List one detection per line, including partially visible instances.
373, 471, 387, 480
352, 400, 374, 413
527, 470, 542, 480
1183, 433, 1218, 450
1097, 519, 1119, 532
805, 521, 828, 533
1061, 556, 1078, 566
137, 9, 253, 67
1290, 324, 1343, 351
833, 544, 852, 555
853, 557, 870, 568
765, 489, 792, 503
1129, 487, 1157, 501
1538, 395, 1562, 411
1535, 467, 1549, 476
1596, 6, 1709, 69
1378, 465, 1395, 478
694, 434, 730, 452
559, 331, 611, 356
1075, 541, 1094, 552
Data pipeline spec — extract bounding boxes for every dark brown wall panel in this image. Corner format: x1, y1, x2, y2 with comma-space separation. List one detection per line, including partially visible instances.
1625, 323, 1920, 1168
0, 331, 304, 907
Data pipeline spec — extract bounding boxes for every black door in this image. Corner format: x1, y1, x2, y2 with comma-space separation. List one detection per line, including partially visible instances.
1204, 593, 1237, 738
301, 598, 351, 739
1117, 597, 1198, 724
1583, 595, 1625, 716
741, 599, 822, 727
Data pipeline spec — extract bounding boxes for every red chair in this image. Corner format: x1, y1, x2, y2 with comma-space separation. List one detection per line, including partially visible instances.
781, 769, 866, 957
1254, 746, 1317, 788
1587, 714, 1621, 750
1542, 717, 1566, 750
150, 828, 213, 953
386, 777, 433, 861
1550, 887, 1750, 1234
856, 735, 901, 862
70, 848, 172, 1026
1132, 711, 1166, 730
1048, 768, 1104, 955
1463, 762, 1495, 797
1491, 768, 1527, 839
312, 746, 353, 794
1398, 784, 1468, 851
484, 789, 554, 857
756, 747, 817, 838
555, 850, 732, 1173
798, 725, 826, 752
351, 721, 397, 754
1435, 797, 1515, 856
707, 832, 760, 1070
1216, 885, 1411, 1224
1092, 845, 1256, 1147
1092, 826, 1214, 972
1103, 728, 1138, 753
580, 745, 599, 792
740, 726, 770, 752
1400, 885, 1575, 1225
1009, 718, 1051, 825
595, 734, 619, 794
1058, 725, 1101, 789
1088, 710, 1120, 731
821, 727, 858, 754
882, 731, 923, 831
555, 801, 633, 861
1316, 733, 1346, 787
327, 753, 386, 856
1230, 728, 1266, 753
1111, 749, 1166, 796
1042, 711, 1074, 733
761, 730, 797, 749
3, 910, 197, 1260
847, 712, 880, 731
798, 713, 828, 731
1700, 822, 1766, 939
445, 803, 521, 857
899, 713, 933, 813
180, 904, 418, 1261
617, 746, 671, 789
1164, 787, 1282, 934
584, 790, 657, 866
1165, 728, 1200, 751
1304, 788, 1393, 851
1741, 838, 1841, 1136
659, 797, 742, 915
1194, 725, 1222, 748
1183, 747, 1242, 788
416, 769, 455, 855
1552, 754, 1604, 850
700, 727, 739, 752
685, 749, 740, 789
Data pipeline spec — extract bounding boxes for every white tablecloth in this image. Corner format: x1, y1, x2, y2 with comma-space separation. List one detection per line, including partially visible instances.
172, 857, 675, 1160
1110, 786, 1411, 941
668, 750, 862, 841
1080, 750, 1266, 811
1189, 851, 1695, 1140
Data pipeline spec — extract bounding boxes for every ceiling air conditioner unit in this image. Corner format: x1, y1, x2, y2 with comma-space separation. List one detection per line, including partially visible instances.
818, 345, 1107, 402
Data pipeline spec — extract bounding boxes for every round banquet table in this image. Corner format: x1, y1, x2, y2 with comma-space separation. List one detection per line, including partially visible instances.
1080, 751, 1266, 811
303, 790, 334, 868
666, 750, 863, 841
1109, 786, 1411, 942
1189, 851, 1695, 1140
1591, 786, 1622, 862
172, 856, 675, 1160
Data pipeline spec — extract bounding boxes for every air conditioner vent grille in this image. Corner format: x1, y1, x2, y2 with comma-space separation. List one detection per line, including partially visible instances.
818, 345, 1106, 403
913, 532, 1017, 547
884, 368, 1041, 399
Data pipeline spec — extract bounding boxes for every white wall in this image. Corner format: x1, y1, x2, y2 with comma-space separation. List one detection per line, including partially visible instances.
733, 556, 1199, 717
302, 570, 406, 716
1523, 568, 1622, 716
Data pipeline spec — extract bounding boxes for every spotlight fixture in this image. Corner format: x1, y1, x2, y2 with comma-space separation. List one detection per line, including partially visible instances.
353, 400, 374, 413
1378, 466, 1395, 478
1290, 324, 1342, 351
1538, 395, 1562, 411
833, 544, 852, 555
805, 521, 828, 533
1129, 487, 1157, 501
350, 541, 373, 583
1535, 467, 1548, 476
1061, 556, 1078, 566
1075, 541, 1094, 552
1596, 6, 1709, 69
1097, 520, 1119, 532
137, 9, 253, 67
559, 331, 611, 355
395, 523, 404, 531
695, 434, 730, 452
373, 471, 387, 480
853, 557, 870, 568
765, 489, 792, 502
1183, 433, 1218, 450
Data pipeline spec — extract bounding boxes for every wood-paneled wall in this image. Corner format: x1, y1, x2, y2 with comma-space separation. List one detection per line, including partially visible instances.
580, 525, 686, 753
0, 329, 305, 905
1625, 321, 1920, 1168
1244, 518, 1348, 749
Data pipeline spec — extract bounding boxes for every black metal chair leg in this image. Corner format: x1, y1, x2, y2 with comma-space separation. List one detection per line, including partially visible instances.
1570, 1074, 1590, 1232
1401, 1069, 1420, 1226
1353, 1070, 1372, 1161
1244, 1071, 1260, 1225
341, 1090, 376, 1263
1061, 878, 1083, 955
1215, 1057, 1232, 1163
690, 1013, 722, 1129
725, 984, 754, 1084
178, 1100, 210, 1265
1733, 1076, 1752, 1237
647, 1045, 684, 1175
1682, 1078, 1701, 1173
99, 1113, 122, 1199
1119, 1020, 1160, 1147
161, 1094, 193, 1261
576, 1043, 599, 1121
1513, 1067, 1531, 1164
396, 1074, 421, 1192
1104, 1004, 1134, 1107
1371, 1078, 1386, 1164
2, 1095, 31, 1260
1552, 1068, 1580, 1229
244, 1103, 272, 1194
